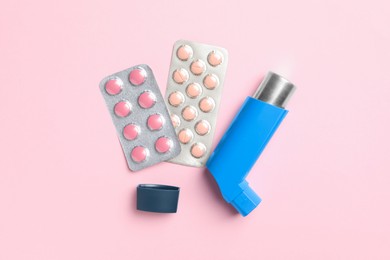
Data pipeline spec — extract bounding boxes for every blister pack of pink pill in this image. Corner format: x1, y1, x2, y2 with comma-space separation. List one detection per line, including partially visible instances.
99, 64, 181, 171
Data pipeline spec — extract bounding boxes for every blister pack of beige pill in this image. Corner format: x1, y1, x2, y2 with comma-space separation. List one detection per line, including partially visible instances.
164, 40, 229, 167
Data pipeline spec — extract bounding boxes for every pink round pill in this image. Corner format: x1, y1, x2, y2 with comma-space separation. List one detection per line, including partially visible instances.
147, 114, 165, 131
155, 137, 174, 153
207, 51, 223, 67
129, 67, 147, 86
105, 78, 123, 95
168, 91, 185, 107
131, 146, 149, 163
170, 114, 181, 129
199, 96, 215, 113
123, 124, 140, 140
203, 74, 219, 90
182, 106, 198, 121
186, 83, 202, 98
195, 120, 211, 136
114, 100, 132, 117
190, 59, 206, 75
178, 128, 193, 144
190, 143, 207, 158
172, 68, 189, 84
176, 45, 193, 61
138, 91, 156, 109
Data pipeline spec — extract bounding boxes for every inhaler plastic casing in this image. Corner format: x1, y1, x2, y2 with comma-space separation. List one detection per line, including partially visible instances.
206, 72, 296, 216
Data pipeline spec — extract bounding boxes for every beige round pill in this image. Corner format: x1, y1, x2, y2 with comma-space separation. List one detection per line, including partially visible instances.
170, 114, 181, 129
203, 74, 219, 89
195, 120, 211, 136
207, 50, 223, 66
181, 105, 198, 121
172, 68, 189, 84
190, 143, 207, 158
168, 91, 185, 107
186, 83, 202, 98
190, 59, 206, 75
178, 128, 193, 144
199, 96, 215, 113
176, 45, 193, 61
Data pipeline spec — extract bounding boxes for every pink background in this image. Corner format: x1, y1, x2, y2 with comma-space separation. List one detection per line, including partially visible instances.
1, 0, 389, 259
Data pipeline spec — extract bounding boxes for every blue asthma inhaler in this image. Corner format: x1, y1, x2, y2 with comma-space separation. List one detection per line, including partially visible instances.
206, 72, 296, 216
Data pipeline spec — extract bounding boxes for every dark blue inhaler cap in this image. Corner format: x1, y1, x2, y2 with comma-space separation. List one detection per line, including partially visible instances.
136, 184, 180, 213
